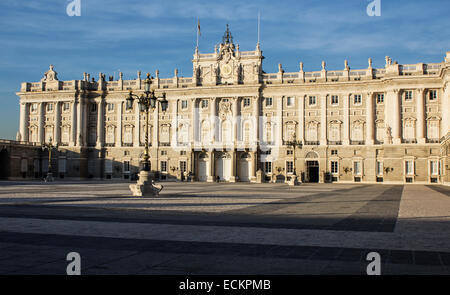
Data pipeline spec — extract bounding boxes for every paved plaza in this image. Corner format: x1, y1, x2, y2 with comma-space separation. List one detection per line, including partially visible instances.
0, 181, 449, 275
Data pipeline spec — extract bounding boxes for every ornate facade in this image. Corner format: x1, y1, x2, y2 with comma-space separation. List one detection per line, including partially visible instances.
16, 28, 450, 184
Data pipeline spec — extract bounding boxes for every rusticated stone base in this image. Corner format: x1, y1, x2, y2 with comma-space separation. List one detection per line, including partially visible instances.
129, 171, 163, 197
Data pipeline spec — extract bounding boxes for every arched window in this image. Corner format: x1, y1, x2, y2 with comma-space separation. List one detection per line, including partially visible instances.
403, 119, 415, 140
62, 125, 70, 144
351, 121, 364, 141
285, 123, 296, 141
329, 121, 341, 142
375, 120, 385, 143
243, 121, 252, 143
45, 126, 54, 142
123, 125, 133, 144
306, 122, 318, 142
178, 123, 189, 144
106, 125, 115, 144
221, 120, 232, 143
201, 121, 210, 143
264, 122, 273, 144
427, 119, 440, 140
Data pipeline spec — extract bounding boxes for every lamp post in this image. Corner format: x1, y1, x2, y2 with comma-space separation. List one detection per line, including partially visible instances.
127, 73, 168, 196
285, 134, 303, 185
42, 137, 58, 182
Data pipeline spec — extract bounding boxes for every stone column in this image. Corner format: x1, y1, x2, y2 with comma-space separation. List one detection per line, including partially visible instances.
171, 99, 177, 147
233, 97, 239, 147
320, 94, 327, 145
71, 100, 77, 146
251, 151, 258, 182
343, 94, 350, 145
210, 97, 217, 145
230, 150, 236, 182
276, 96, 283, 145
83, 100, 88, 144
96, 99, 104, 148
117, 101, 122, 147
253, 96, 260, 146
133, 100, 140, 147
298, 96, 304, 143
55, 101, 61, 144
191, 98, 197, 144
76, 99, 83, 146
416, 88, 425, 144
392, 89, 401, 144
19, 102, 28, 142
366, 92, 374, 145
442, 83, 450, 137
153, 101, 159, 148
207, 150, 214, 182
38, 102, 44, 144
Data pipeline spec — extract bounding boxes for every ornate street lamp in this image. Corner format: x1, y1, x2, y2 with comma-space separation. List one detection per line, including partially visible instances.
42, 137, 58, 182
127, 73, 167, 197
285, 134, 303, 185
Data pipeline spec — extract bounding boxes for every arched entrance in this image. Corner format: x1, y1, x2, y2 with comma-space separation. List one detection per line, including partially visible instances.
0, 148, 10, 179
198, 153, 209, 182
305, 151, 319, 183
239, 153, 251, 182
216, 152, 231, 181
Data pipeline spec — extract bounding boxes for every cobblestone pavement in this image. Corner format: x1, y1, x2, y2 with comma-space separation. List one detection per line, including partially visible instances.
0, 181, 449, 275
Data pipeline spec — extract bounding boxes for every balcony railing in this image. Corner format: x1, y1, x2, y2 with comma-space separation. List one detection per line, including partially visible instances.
427, 139, 440, 143
328, 141, 342, 145
350, 140, 365, 145
304, 141, 320, 145
403, 139, 417, 144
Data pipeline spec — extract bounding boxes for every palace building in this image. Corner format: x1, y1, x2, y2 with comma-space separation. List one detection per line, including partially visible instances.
15, 27, 450, 184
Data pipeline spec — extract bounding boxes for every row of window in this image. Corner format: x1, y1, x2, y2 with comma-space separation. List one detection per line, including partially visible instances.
106, 158, 442, 181
29, 89, 439, 114
260, 160, 441, 176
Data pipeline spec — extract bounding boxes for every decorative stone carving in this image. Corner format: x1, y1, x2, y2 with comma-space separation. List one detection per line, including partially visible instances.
41, 65, 58, 82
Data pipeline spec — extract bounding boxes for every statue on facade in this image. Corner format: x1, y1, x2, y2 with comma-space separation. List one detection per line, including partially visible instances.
385, 126, 393, 144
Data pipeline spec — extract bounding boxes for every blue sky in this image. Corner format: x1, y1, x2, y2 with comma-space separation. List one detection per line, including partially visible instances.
0, 0, 449, 139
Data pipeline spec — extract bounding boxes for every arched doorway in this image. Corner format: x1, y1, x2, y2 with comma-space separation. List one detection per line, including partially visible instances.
305, 151, 319, 183
216, 152, 231, 181
198, 153, 209, 182
239, 153, 251, 182
0, 148, 10, 179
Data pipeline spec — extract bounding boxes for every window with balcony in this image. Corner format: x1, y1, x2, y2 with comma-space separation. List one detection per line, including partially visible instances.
353, 94, 362, 105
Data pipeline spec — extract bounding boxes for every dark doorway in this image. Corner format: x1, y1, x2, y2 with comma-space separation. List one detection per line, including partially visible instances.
0, 149, 10, 179
307, 161, 319, 183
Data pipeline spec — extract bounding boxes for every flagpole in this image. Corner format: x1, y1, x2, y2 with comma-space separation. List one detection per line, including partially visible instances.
257, 11, 260, 45
196, 18, 200, 49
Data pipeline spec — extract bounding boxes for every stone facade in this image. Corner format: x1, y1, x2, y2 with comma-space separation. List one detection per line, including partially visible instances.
15, 28, 450, 184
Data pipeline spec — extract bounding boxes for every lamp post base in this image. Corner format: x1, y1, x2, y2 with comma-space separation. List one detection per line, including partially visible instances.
288, 175, 300, 186
45, 173, 54, 182
129, 170, 163, 197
